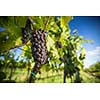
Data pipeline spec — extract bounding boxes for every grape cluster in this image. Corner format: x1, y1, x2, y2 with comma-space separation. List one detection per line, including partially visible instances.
21, 28, 29, 44
30, 30, 48, 73
21, 19, 31, 44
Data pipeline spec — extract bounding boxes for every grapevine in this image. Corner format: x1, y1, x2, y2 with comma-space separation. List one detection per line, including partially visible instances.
21, 17, 48, 82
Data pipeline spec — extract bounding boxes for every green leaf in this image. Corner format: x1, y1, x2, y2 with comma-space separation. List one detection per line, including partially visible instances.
0, 16, 27, 53
61, 16, 73, 28
31, 16, 44, 30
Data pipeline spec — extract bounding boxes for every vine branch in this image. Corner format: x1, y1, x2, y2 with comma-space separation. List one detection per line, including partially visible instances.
18, 47, 31, 54
44, 16, 50, 31
2, 41, 29, 54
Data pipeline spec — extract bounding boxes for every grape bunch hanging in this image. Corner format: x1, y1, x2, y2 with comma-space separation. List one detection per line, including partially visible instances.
30, 30, 48, 74
21, 18, 48, 82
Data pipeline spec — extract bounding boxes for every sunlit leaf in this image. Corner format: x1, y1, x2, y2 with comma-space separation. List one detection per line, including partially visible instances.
61, 16, 73, 28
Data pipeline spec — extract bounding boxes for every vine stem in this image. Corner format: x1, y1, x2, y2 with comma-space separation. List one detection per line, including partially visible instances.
28, 16, 34, 26
28, 16, 50, 32
1, 43, 25, 54
44, 16, 50, 31
18, 47, 31, 54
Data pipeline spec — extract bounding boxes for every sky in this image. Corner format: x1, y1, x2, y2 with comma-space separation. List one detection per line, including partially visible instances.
69, 16, 100, 68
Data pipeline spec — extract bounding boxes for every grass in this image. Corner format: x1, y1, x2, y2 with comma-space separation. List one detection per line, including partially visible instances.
1, 68, 100, 83
80, 71, 100, 83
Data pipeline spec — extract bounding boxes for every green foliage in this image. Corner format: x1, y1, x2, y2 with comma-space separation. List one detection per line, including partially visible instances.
0, 16, 27, 53
61, 16, 73, 28
0, 16, 87, 83
46, 17, 86, 82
